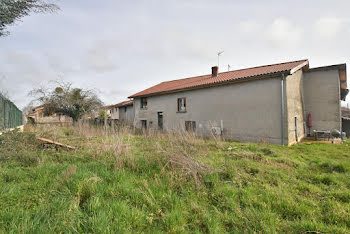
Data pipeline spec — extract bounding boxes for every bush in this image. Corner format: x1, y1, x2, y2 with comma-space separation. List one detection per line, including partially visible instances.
319, 162, 347, 173
0, 130, 41, 166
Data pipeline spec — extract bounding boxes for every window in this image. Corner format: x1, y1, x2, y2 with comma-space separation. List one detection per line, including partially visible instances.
141, 97, 148, 109
158, 112, 163, 130
111, 108, 114, 114
124, 106, 127, 112
177, 97, 186, 112
141, 120, 147, 129
185, 121, 196, 132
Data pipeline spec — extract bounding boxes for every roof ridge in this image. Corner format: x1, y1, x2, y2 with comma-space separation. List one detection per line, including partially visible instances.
160, 59, 308, 84
217, 59, 308, 75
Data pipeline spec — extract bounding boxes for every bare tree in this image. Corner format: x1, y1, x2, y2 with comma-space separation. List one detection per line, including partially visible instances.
0, 0, 59, 37
29, 80, 104, 123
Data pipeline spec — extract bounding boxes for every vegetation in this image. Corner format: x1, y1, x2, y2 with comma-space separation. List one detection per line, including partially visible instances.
0, 0, 59, 36
29, 81, 103, 123
0, 125, 349, 233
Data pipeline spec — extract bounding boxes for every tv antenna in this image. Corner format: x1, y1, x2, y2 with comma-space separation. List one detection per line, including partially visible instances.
217, 51, 224, 67
228, 64, 231, 71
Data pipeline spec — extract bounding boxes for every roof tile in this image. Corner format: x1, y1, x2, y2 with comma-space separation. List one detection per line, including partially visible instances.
129, 59, 308, 98
104, 100, 133, 109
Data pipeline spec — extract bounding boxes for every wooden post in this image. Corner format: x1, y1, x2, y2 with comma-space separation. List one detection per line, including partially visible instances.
104, 113, 107, 133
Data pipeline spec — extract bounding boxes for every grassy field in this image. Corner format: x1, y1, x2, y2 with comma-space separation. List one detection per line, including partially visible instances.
0, 125, 349, 233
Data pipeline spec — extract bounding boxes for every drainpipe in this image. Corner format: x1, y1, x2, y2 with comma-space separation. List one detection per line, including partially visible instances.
281, 73, 286, 146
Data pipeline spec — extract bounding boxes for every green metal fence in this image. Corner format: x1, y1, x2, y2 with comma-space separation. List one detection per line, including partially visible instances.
0, 94, 23, 130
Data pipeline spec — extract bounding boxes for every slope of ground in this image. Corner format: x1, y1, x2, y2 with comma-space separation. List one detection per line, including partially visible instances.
0, 125, 349, 233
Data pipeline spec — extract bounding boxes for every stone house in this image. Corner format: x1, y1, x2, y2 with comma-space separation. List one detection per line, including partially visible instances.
128, 59, 348, 145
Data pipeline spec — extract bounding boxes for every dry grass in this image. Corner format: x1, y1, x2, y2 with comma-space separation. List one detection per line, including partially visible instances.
26, 123, 214, 186
1, 124, 350, 233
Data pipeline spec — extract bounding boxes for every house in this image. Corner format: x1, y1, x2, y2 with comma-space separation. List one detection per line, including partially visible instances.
27, 105, 45, 120
342, 107, 350, 137
103, 104, 120, 120
116, 100, 134, 124
128, 59, 348, 145
342, 107, 350, 118
103, 100, 134, 124
27, 105, 73, 125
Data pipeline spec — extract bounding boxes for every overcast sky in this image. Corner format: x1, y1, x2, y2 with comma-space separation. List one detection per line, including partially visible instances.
1, 0, 350, 109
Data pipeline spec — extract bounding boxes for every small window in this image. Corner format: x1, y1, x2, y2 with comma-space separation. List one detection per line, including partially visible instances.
141, 120, 147, 129
141, 97, 148, 109
177, 97, 186, 112
185, 121, 196, 132
111, 108, 114, 114
124, 106, 127, 112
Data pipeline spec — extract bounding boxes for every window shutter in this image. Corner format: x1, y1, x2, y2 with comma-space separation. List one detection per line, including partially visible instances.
177, 98, 180, 112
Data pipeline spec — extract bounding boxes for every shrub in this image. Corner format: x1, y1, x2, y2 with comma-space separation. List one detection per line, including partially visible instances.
0, 130, 41, 166
319, 162, 347, 173
77, 176, 103, 209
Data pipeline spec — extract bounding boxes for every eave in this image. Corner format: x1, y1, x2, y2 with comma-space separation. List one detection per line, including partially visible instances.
129, 70, 292, 99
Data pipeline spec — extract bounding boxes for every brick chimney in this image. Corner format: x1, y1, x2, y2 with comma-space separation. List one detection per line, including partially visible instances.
212, 66, 218, 77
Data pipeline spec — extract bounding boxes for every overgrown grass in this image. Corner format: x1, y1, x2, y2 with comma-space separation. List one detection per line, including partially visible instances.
0, 125, 349, 233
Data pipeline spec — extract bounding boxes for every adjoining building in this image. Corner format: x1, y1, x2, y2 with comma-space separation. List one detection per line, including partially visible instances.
343, 117, 350, 138
27, 105, 73, 126
103, 104, 120, 121
128, 59, 348, 145
342, 107, 350, 118
116, 100, 134, 124
103, 100, 134, 125
342, 107, 350, 137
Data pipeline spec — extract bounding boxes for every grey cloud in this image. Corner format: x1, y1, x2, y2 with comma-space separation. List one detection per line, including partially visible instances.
314, 17, 349, 39
3, 51, 59, 82
1, 0, 350, 109
83, 40, 119, 72
265, 18, 303, 48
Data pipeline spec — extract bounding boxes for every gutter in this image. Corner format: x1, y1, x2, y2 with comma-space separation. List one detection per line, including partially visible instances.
281, 73, 287, 146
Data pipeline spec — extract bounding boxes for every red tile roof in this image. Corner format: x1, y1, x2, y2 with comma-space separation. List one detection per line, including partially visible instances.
116, 100, 133, 107
129, 59, 309, 98
104, 100, 133, 109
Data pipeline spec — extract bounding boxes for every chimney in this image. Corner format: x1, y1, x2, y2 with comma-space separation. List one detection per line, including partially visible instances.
212, 66, 219, 77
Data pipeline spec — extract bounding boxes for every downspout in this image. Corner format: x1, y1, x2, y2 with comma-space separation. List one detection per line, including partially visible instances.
281, 73, 286, 146
300, 72, 307, 138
